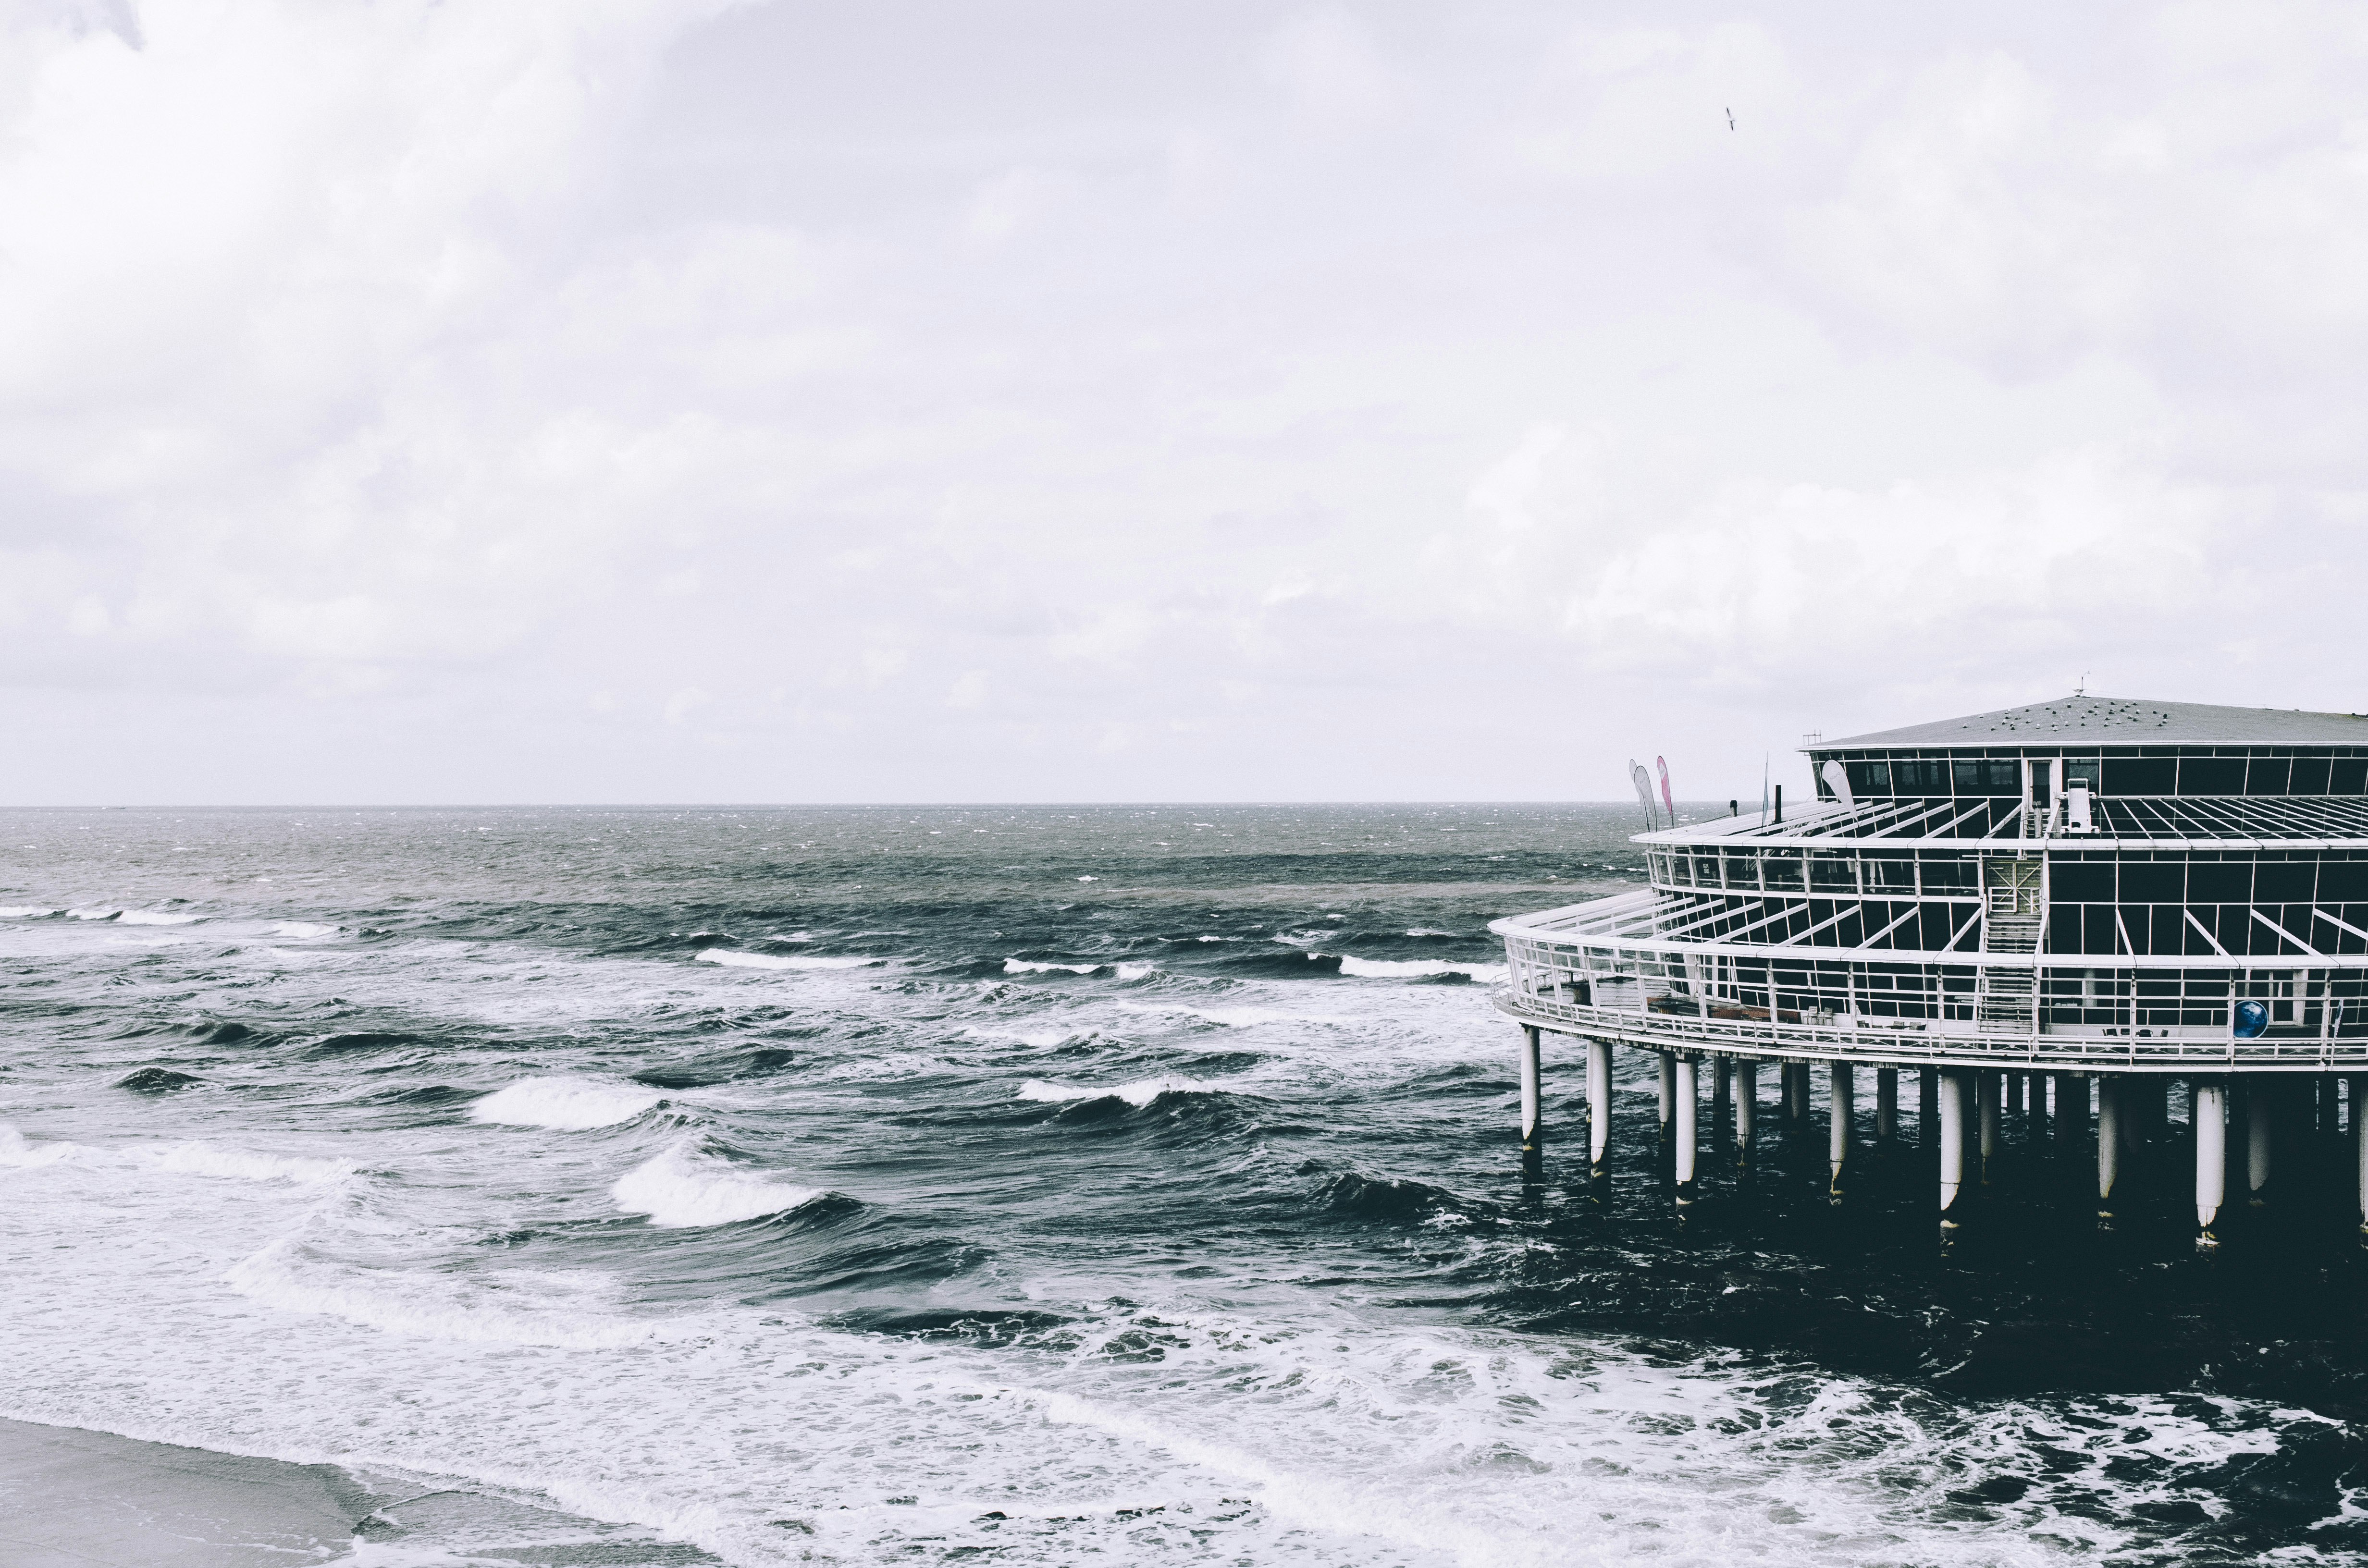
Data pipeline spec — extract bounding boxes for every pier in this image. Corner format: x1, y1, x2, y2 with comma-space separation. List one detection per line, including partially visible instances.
1491, 696, 2368, 1240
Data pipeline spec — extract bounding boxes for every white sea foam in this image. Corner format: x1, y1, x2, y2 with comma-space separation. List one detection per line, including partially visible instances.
695, 949, 878, 971
1333, 955, 1509, 982
224, 1238, 675, 1349
611, 1144, 824, 1228
0, 1127, 350, 1185
144, 1142, 355, 1185
0, 1126, 78, 1167
272, 921, 338, 938
1003, 958, 1155, 980
469, 1077, 664, 1131
66, 906, 120, 920
0, 906, 59, 918
117, 909, 200, 926
1404, 928, 1457, 937
1016, 1075, 1221, 1107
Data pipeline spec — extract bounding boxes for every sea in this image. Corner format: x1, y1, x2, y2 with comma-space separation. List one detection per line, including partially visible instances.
2, 803, 2365, 1566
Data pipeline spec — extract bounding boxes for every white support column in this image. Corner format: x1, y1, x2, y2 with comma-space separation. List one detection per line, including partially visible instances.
1828, 1063, 1853, 1190
1939, 1071, 1967, 1221
2354, 1074, 2368, 1233
1587, 1039, 1612, 1176
1735, 1060, 1756, 1160
1876, 1068, 1899, 1143
1675, 1057, 1699, 1200
1978, 1070, 2000, 1181
2247, 1078, 2273, 1202
1519, 1027, 1542, 1150
2194, 1079, 2226, 1237
2097, 1076, 2121, 1212
1658, 1052, 1676, 1138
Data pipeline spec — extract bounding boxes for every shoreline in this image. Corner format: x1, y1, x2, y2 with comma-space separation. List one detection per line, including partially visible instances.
0, 1416, 714, 1567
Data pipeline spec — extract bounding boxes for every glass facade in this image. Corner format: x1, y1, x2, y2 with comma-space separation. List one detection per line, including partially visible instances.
1495, 734, 2368, 1065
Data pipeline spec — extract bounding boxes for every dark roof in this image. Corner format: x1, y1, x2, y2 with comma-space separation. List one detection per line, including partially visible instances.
1815, 695, 2368, 751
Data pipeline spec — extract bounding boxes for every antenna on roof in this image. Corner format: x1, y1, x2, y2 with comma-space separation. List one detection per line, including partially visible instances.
2075, 671, 2089, 697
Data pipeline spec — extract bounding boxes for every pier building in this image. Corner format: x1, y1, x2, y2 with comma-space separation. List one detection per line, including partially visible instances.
1491, 695, 2368, 1235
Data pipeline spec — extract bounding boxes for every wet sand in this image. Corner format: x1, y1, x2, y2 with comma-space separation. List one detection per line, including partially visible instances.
0, 1417, 714, 1566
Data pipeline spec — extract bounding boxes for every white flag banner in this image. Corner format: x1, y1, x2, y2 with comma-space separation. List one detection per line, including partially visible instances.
1629, 760, 1658, 828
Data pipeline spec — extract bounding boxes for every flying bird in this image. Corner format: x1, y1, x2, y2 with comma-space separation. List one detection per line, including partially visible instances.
1726, 107, 1736, 130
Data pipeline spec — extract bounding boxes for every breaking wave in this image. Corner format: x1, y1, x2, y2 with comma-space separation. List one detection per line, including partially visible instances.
470, 1077, 665, 1131
611, 1143, 826, 1228
1334, 955, 1508, 981
696, 949, 881, 971
1003, 958, 1155, 980
1016, 1075, 1230, 1108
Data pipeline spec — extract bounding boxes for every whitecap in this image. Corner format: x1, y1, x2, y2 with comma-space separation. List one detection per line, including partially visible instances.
470, 1076, 665, 1131
612, 1144, 824, 1228
0, 906, 60, 919
1332, 956, 1509, 982
117, 909, 200, 926
0, 1125, 79, 1167
696, 949, 878, 971
272, 921, 338, 938
225, 1238, 672, 1349
66, 906, 121, 921
144, 1142, 354, 1185
1404, 929, 1458, 938
1004, 958, 1099, 975
1017, 1075, 1218, 1108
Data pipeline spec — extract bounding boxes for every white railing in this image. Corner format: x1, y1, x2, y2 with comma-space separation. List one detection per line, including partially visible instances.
1491, 890, 2368, 1072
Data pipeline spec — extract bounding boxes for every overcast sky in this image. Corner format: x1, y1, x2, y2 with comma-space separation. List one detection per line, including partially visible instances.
5, 1, 2366, 804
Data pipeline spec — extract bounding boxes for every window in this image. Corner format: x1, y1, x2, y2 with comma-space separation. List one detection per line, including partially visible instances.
2064, 759, 2102, 791
2103, 758, 2176, 795
1810, 854, 1856, 892
2292, 758, 2332, 794
1891, 759, 1947, 793
1922, 858, 1976, 893
2051, 861, 2113, 902
1847, 760, 1892, 796
2335, 759, 2368, 794
2178, 757, 2246, 795
2120, 860, 2183, 902
2255, 861, 2315, 902
1762, 853, 1804, 891
1868, 858, 1917, 893
2245, 758, 2293, 796
2188, 861, 2250, 903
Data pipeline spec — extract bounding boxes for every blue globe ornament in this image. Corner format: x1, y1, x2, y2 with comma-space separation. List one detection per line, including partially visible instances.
2232, 999, 2270, 1039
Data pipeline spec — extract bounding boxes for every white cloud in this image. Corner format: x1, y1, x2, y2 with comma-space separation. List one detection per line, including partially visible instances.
4, 1, 2368, 802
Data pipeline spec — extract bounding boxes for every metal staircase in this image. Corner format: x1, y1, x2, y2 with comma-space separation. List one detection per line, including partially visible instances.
1977, 858, 2045, 1031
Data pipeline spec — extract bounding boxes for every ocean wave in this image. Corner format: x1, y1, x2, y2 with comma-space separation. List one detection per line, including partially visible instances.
1404, 928, 1459, 938
117, 909, 201, 926
1003, 958, 1155, 980
0, 1125, 350, 1185
0, 906, 59, 918
1016, 1075, 1225, 1108
1332, 955, 1509, 982
612, 1143, 825, 1228
145, 1141, 355, 1185
696, 949, 880, 971
224, 1237, 675, 1348
470, 1077, 666, 1131
272, 921, 338, 938
0, 1126, 78, 1167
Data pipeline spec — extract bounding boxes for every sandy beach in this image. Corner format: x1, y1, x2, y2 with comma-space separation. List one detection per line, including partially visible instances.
0, 1417, 713, 1566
